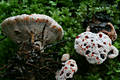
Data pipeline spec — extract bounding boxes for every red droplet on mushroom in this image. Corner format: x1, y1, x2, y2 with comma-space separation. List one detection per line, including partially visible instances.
103, 42, 106, 45
85, 35, 89, 39
99, 34, 102, 38
109, 43, 111, 46
67, 61, 71, 65
64, 67, 68, 69
91, 40, 93, 42
36, 18, 40, 22
91, 53, 94, 56
93, 43, 95, 46
96, 57, 99, 60
76, 36, 79, 39
86, 46, 89, 49
82, 39, 84, 42
72, 69, 75, 72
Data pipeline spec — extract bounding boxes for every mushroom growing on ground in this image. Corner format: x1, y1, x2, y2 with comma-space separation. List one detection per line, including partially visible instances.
61, 53, 70, 62
1, 14, 64, 52
74, 32, 119, 64
56, 59, 78, 80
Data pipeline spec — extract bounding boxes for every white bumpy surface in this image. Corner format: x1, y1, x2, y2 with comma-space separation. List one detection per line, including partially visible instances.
74, 32, 119, 64
56, 59, 78, 80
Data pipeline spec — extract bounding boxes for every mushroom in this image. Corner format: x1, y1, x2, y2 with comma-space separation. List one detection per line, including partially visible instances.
86, 22, 117, 41
1, 14, 64, 51
56, 59, 78, 80
61, 53, 70, 62
74, 32, 119, 64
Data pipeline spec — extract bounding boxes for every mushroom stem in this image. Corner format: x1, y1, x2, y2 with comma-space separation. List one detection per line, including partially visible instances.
30, 31, 35, 44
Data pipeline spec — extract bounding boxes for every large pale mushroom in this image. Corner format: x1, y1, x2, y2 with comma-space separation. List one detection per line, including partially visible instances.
1, 14, 64, 51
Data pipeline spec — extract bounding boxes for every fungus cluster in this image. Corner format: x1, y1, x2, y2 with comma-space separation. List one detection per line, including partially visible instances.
74, 32, 119, 64
0, 13, 119, 80
1, 14, 78, 80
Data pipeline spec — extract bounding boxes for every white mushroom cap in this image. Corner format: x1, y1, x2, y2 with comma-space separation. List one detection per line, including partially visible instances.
74, 32, 119, 64
61, 54, 70, 61
1, 14, 64, 50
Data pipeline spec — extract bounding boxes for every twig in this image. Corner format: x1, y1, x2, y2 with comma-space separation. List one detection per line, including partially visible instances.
0, 65, 7, 71
40, 37, 74, 51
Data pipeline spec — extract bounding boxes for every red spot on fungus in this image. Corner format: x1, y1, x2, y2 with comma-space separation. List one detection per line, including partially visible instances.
64, 67, 68, 69
76, 36, 79, 39
36, 18, 40, 22
91, 40, 93, 42
72, 70, 75, 72
99, 34, 102, 38
82, 39, 84, 42
96, 57, 99, 60
86, 46, 89, 49
67, 61, 71, 65
93, 43, 95, 46
103, 42, 106, 45
91, 53, 94, 56
85, 35, 89, 39
109, 43, 111, 46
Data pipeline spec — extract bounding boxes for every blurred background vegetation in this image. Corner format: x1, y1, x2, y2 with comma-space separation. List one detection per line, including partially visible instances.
0, 0, 120, 80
